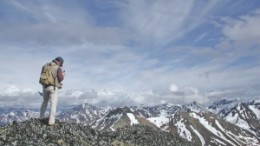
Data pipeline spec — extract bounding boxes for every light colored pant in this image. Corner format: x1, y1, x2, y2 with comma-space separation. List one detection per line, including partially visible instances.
40, 86, 59, 125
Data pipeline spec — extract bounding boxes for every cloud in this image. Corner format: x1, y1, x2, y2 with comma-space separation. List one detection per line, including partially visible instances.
0, 85, 34, 97
0, 85, 40, 108
163, 84, 207, 104
118, 0, 221, 45
0, 0, 260, 108
3, 0, 93, 24
0, 0, 128, 49
219, 10, 260, 47
169, 84, 179, 92
0, 24, 127, 49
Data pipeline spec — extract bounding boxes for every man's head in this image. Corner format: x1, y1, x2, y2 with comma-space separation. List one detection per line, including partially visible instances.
54, 56, 64, 67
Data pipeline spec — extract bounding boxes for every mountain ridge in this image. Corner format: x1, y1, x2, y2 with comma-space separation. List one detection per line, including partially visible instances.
0, 98, 259, 145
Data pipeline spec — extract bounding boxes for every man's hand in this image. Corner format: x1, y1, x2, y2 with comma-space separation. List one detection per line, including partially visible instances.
62, 70, 65, 77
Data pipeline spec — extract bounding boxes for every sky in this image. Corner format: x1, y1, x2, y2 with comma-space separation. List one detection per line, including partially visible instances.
0, 0, 260, 108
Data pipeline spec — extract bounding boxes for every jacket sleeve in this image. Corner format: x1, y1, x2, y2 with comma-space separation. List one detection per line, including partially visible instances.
57, 67, 64, 82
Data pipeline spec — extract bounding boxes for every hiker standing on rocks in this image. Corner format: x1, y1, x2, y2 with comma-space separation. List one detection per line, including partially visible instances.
39, 57, 65, 126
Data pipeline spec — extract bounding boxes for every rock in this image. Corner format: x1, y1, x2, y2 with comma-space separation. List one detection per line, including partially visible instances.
0, 118, 192, 146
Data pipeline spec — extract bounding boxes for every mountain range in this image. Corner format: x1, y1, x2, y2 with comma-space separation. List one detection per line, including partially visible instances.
0, 98, 259, 145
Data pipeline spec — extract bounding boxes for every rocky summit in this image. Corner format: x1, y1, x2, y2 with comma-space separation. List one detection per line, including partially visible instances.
0, 118, 191, 146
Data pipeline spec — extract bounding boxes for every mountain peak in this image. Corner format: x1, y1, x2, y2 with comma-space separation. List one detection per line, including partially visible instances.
107, 106, 132, 117
182, 101, 207, 113
211, 98, 240, 107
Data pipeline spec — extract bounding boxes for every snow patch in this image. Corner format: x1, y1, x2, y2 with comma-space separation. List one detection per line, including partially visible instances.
190, 125, 205, 146
215, 120, 243, 145
110, 114, 123, 131
225, 113, 251, 131
174, 118, 192, 141
127, 113, 139, 125
249, 105, 260, 119
147, 110, 170, 128
148, 116, 169, 128
212, 138, 227, 145
190, 113, 236, 146
225, 112, 239, 123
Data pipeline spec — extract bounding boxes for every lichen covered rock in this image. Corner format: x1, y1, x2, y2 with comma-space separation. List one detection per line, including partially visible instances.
0, 118, 191, 146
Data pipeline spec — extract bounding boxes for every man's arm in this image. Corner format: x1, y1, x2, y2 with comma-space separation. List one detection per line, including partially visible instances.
57, 67, 64, 82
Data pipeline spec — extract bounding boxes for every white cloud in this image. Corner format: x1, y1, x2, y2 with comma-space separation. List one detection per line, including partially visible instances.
207, 90, 234, 99
163, 84, 207, 104
118, 0, 221, 45
1, 85, 20, 96
220, 10, 260, 46
128, 0, 192, 40
7, 0, 93, 24
0, 85, 34, 97
169, 84, 179, 92
0, 0, 259, 108
0, 85, 40, 108
44, 86, 207, 107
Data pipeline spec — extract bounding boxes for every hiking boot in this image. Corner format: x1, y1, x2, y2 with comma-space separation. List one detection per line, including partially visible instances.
39, 118, 49, 125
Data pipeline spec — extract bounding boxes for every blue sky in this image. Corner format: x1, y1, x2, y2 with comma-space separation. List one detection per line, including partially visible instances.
0, 0, 260, 108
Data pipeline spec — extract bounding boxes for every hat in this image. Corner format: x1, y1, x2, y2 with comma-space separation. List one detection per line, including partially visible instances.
55, 56, 64, 66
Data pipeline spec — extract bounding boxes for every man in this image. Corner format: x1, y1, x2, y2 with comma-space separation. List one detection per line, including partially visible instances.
39, 57, 64, 126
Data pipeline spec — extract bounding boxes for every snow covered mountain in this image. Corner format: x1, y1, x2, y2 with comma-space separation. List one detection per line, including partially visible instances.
91, 106, 158, 131
167, 111, 259, 145
57, 103, 111, 125
209, 99, 260, 138
130, 103, 181, 118
1, 99, 259, 145
0, 108, 39, 126
90, 101, 259, 145
0, 103, 111, 126
208, 99, 241, 116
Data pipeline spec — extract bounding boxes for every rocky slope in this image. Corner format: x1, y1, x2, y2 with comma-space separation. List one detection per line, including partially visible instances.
209, 99, 260, 137
0, 118, 191, 146
166, 111, 259, 146
92, 106, 158, 131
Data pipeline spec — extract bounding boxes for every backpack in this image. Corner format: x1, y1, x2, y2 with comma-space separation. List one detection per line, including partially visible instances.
39, 63, 55, 86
